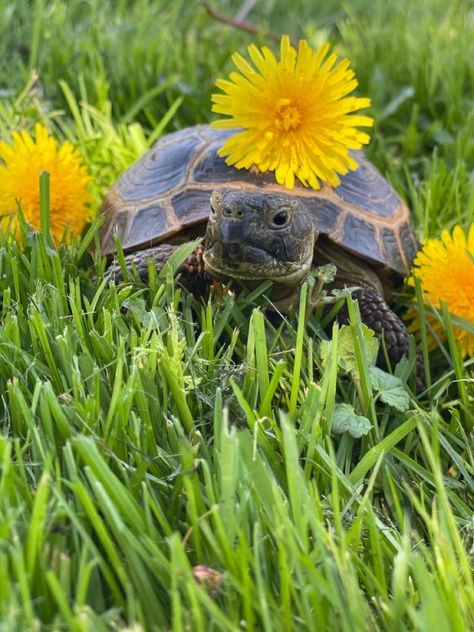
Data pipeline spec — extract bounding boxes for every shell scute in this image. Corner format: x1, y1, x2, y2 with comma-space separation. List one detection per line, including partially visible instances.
342, 213, 382, 263
399, 222, 418, 265
126, 203, 174, 251
193, 140, 275, 188
116, 130, 202, 201
171, 189, 215, 224
381, 227, 405, 272
100, 206, 131, 255
296, 197, 341, 235
335, 153, 400, 218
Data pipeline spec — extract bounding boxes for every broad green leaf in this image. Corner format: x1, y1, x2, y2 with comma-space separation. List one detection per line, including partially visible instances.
369, 366, 410, 411
331, 403, 372, 438
320, 324, 379, 373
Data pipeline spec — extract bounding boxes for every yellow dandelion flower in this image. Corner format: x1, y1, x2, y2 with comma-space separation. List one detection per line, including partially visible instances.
211, 34, 373, 190
0, 123, 91, 244
408, 224, 474, 357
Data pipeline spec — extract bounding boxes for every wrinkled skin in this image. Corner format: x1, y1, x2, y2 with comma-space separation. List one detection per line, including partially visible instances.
204, 190, 316, 286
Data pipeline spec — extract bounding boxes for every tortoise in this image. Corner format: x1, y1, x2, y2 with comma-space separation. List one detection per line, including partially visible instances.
100, 124, 419, 371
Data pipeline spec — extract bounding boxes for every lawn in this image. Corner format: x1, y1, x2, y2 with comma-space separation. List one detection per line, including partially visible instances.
0, 0, 473, 630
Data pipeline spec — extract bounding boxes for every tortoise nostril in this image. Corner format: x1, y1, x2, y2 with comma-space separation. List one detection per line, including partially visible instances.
223, 206, 244, 219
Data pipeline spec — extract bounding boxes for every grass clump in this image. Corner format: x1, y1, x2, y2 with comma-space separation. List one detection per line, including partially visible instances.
0, 209, 472, 630
0, 0, 473, 630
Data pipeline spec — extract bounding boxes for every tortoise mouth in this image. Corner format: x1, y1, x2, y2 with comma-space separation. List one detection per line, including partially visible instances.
203, 241, 312, 284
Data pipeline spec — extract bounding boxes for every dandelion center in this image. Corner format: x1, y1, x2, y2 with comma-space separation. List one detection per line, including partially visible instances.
274, 99, 302, 131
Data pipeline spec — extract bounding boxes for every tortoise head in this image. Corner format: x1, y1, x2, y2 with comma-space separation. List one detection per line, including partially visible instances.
203, 189, 316, 285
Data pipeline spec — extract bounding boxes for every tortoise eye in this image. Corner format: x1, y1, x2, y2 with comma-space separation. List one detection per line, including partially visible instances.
270, 209, 290, 229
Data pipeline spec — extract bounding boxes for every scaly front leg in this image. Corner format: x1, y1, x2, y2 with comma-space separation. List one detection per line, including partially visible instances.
340, 287, 425, 390
106, 243, 212, 299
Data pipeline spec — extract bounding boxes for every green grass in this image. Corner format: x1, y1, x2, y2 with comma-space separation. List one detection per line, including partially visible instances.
0, 0, 473, 630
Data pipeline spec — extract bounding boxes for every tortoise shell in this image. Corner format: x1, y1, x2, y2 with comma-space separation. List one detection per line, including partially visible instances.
100, 125, 417, 275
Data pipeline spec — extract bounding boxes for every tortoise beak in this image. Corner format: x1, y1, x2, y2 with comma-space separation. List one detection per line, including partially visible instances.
206, 214, 274, 263
206, 239, 273, 266
217, 218, 244, 246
